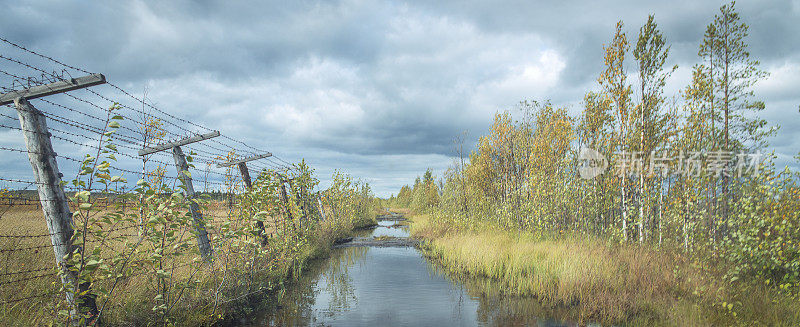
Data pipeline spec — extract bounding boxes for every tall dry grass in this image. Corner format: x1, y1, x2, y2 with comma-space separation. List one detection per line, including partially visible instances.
0, 201, 330, 325
410, 213, 800, 326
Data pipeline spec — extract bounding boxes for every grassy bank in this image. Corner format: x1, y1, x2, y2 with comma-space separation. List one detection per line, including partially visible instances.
209, 212, 378, 326
407, 211, 800, 326
0, 202, 378, 326
0, 160, 379, 326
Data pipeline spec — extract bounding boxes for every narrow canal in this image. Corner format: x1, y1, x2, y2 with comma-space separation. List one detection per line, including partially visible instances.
249, 213, 581, 326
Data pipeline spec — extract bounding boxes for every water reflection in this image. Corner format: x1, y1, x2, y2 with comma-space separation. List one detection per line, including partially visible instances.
319, 247, 362, 316
257, 246, 369, 326
430, 265, 585, 327
251, 219, 581, 326
370, 220, 409, 238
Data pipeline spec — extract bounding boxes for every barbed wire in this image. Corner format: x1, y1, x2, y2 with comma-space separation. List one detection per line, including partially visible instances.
0, 44, 293, 171
0, 232, 139, 254
0, 266, 53, 278
38, 97, 147, 142
0, 36, 91, 75
0, 36, 318, 316
0, 292, 58, 306
0, 112, 243, 188
0, 224, 139, 239
0, 272, 58, 286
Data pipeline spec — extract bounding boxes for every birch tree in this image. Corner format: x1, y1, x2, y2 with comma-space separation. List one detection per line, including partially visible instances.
599, 21, 633, 241
633, 15, 675, 243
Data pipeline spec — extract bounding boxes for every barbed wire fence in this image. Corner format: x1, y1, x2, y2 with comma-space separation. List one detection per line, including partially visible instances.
0, 36, 316, 322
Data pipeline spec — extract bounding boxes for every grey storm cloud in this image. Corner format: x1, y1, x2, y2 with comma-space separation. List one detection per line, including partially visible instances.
0, 0, 798, 197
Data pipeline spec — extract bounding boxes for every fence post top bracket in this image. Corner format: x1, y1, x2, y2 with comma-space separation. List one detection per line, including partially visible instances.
216, 153, 273, 168
138, 131, 221, 156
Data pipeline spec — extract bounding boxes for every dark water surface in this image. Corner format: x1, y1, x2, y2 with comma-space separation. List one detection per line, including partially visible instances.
250, 219, 581, 326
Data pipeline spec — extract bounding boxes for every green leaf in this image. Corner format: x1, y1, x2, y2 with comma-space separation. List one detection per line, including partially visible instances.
76, 191, 91, 202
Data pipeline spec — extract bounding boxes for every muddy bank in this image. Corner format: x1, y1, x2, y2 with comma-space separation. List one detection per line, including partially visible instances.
376, 212, 407, 221
334, 212, 419, 248
333, 236, 420, 248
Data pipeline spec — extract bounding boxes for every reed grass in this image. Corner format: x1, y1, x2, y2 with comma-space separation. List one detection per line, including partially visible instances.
410, 213, 800, 326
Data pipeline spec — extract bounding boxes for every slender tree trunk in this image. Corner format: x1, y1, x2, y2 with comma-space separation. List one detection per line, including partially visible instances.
621, 141, 628, 241
658, 177, 664, 246
708, 32, 717, 246
640, 69, 648, 243
721, 15, 730, 240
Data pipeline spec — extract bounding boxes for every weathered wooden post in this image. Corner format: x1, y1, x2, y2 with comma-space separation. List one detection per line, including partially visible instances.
238, 162, 251, 188
173, 146, 213, 259
139, 131, 220, 261
217, 153, 272, 245
282, 177, 305, 230
0, 74, 106, 322
15, 98, 99, 320
277, 175, 296, 237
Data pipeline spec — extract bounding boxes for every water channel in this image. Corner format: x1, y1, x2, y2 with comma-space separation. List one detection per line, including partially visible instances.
249, 214, 582, 326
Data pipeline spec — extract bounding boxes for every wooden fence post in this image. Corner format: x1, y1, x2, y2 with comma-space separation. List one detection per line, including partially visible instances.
216, 154, 272, 245
15, 98, 98, 320
238, 162, 252, 189
172, 146, 213, 260
138, 131, 219, 261
236, 162, 269, 245
278, 177, 295, 236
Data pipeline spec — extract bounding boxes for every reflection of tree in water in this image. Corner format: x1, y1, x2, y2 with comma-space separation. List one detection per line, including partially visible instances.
320, 247, 368, 315
258, 247, 368, 326
425, 260, 580, 327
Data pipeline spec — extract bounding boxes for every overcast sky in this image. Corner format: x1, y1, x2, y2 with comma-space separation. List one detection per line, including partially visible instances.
1, 0, 798, 197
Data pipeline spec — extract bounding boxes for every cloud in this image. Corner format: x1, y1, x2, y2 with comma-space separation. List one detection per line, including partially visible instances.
0, 0, 798, 197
